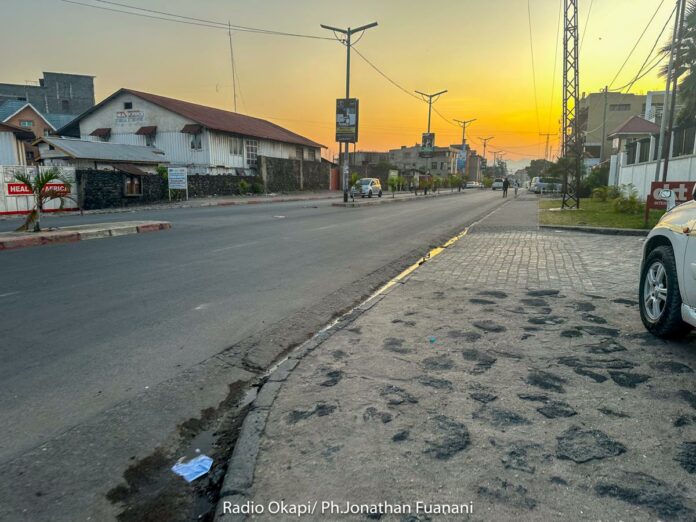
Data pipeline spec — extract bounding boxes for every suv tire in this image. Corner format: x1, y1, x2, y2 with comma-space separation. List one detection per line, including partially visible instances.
639, 245, 692, 338
368, 190, 373, 198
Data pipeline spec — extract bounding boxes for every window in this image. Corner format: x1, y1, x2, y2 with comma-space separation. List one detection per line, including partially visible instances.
431, 162, 438, 169
124, 175, 142, 196
145, 133, 156, 147
245, 139, 258, 167
48, 145, 55, 151
19, 120, 33, 127
61, 100, 70, 112
609, 104, 631, 111
637, 138, 651, 163
626, 142, 637, 165
124, 101, 133, 110
672, 127, 696, 157
230, 137, 242, 156
307, 148, 316, 162
190, 132, 202, 150
296, 146, 304, 160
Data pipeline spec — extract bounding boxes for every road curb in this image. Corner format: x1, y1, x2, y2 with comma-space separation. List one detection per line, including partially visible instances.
213, 199, 508, 520
0, 221, 171, 251
539, 224, 649, 236
331, 190, 472, 208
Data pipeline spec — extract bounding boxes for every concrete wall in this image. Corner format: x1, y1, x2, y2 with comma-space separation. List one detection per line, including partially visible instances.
0, 132, 24, 165
618, 154, 696, 200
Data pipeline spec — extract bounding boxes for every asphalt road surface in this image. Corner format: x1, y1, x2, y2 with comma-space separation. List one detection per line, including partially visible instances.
0, 190, 505, 520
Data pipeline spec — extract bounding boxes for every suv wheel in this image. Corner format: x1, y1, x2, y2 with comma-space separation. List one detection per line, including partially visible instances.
378, 190, 382, 198
368, 190, 373, 198
639, 245, 691, 338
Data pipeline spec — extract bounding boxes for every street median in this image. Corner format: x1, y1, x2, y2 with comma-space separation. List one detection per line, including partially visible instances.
0, 221, 171, 251
332, 190, 472, 208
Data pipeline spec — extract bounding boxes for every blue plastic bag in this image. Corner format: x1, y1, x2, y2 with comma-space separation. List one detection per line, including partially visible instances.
171, 454, 214, 482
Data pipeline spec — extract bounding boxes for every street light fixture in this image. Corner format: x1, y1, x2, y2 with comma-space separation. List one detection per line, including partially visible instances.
415, 90, 448, 134
321, 21, 379, 203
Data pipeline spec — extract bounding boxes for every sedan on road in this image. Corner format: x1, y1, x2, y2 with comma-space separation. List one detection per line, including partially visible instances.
351, 178, 383, 198
491, 178, 504, 190
640, 190, 696, 338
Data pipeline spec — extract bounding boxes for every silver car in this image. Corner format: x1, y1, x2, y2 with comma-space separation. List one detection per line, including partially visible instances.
351, 178, 383, 198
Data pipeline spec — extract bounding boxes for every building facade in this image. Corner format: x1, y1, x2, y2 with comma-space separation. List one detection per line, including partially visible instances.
0, 72, 95, 115
57, 89, 324, 175
388, 144, 457, 177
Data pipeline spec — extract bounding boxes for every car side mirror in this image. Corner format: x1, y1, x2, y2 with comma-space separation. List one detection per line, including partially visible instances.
658, 189, 676, 211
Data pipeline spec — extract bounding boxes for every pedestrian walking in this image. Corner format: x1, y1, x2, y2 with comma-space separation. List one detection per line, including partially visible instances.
514, 179, 519, 198
502, 177, 510, 198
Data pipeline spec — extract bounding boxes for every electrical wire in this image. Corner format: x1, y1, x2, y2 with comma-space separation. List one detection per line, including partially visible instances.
579, 0, 594, 51
608, 0, 666, 88
527, 0, 541, 134
59, 0, 334, 40
547, 1, 562, 134
351, 47, 422, 101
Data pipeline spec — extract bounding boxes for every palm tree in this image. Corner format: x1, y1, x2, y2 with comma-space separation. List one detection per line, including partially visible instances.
14, 168, 73, 232
661, 1, 696, 126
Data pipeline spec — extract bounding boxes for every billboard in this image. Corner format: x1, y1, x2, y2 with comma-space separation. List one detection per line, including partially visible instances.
419, 133, 435, 158
336, 98, 359, 143
647, 181, 696, 209
456, 147, 467, 173
167, 167, 188, 190
6, 183, 70, 196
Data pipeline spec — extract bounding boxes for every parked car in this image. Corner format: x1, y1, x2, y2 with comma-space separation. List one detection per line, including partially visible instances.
530, 176, 562, 194
639, 187, 696, 338
465, 181, 482, 189
351, 178, 382, 198
491, 178, 504, 190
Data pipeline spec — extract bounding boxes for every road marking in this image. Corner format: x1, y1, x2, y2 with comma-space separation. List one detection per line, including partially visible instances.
310, 224, 338, 232
273, 215, 286, 219
0, 291, 19, 298
211, 240, 261, 253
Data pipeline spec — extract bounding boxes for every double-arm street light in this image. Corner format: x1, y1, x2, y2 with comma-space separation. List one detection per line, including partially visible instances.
320, 21, 378, 202
415, 90, 447, 134
454, 118, 476, 147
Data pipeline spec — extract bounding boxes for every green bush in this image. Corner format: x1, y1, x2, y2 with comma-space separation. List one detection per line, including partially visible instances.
251, 182, 264, 194
388, 176, 398, 196
350, 173, 361, 187
238, 179, 249, 194
592, 186, 608, 202
612, 184, 643, 214
482, 176, 493, 189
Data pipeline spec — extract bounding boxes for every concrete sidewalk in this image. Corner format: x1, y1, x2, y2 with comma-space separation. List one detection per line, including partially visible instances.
0, 221, 170, 250
217, 195, 696, 521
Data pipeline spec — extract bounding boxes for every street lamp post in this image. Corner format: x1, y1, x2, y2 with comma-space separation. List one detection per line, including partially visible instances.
321, 21, 378, 203
415, 90, 448, 134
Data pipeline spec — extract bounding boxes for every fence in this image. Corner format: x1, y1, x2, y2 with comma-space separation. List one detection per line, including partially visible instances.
0, 166, 78, 215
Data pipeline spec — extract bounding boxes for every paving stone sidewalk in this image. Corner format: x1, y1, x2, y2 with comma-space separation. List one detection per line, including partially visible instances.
221, 196, 696, 521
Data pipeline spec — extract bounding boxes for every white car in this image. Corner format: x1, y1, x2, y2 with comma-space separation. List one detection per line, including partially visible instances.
350, 178, 382, 198
491, 178, 504, 190
640, 189, 696, 338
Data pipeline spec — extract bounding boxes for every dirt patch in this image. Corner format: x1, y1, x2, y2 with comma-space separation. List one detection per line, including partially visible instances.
320, 370, 344, 387
537, 401, 576, 419
447, 330, 482, 342
584, 339, 626, 354
681, 390, 696, 410
423, 415, 470, 460
383, 337, 412, 354
598, 407, 630, 418
472, 320, 507, 333
556, 426, 626, 463
675, 415, 696, 427
526, 370, 567, 393
380, 385, 419, 406
520, 298, 549, 307
470, 298, 496, 305
461, 349, 497, 374
560, 330, 583, 338
421, 355, 455, 371
473, 406, 531, 428
595, 471, 694, 520
470, 392, 498, 403
675, 442, 696, 474
650, 361, 693, 374
574, 325, 620, 337
477, 478, 537, 510
288, 403, 337, 424
558, 356, 636, 370
518, 394, 549, 402
581, 313, 608, 324
478, 290, 508, 299
363, 407, 393, 424
527, 289, 560, 298
501, 442, 548, 474
574, 302, 596, 312
574, 367, 608, 383
392, 430, 410, 442
417, 375, 453, 390
528, 316, 566, 326
608, 371, 651, 388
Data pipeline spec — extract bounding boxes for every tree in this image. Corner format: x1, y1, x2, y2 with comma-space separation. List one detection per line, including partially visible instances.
14, 168, 73, 232
387, 176, 398, 198
661, 1, 696, 126
527, 159, 554, 179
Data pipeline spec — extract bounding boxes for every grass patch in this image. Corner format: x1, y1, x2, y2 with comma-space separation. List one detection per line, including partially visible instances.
539, 199, 664, 229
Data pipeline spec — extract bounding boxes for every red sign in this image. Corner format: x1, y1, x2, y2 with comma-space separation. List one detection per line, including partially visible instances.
647, 181, 696, 209
6, 183, 70, 196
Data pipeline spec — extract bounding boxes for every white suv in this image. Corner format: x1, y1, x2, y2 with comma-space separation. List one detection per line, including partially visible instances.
640, 190, 696, 338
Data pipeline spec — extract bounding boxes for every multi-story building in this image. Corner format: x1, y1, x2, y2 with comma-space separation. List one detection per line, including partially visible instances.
579, 91, 646, 163
387, 144, 458, 177
0, 72, 95, 116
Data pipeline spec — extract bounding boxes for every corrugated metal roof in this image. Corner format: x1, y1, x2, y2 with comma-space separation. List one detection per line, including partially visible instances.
608, 116, 660, 138
44, 113, 78, 130
0, 100, 26, 122
0, 100, 79, 131
39, 137, 167, 164
56, 88, 325, 148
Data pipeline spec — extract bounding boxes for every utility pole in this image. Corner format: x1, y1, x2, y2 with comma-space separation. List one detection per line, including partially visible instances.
227, 21, 237, 112
655, 0, 682, 185
663, 0, 688, 182
321, 21, 378, 203
479, 136, 494, 169
539, 133, 554, 161
454, 118, 476, 146
561, 0, 581, 209
415, 90, 448, 133
599, 85, 609, 165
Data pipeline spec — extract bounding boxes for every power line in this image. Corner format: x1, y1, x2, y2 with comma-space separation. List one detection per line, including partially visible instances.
351, 47, 421, 101
608, 0, 666, 88
579, 0, 594, 51
59, 0, 334, 40
527, 0, 541, 134
547, 1, 562, 134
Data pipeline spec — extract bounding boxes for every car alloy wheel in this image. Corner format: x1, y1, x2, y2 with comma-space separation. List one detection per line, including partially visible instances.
643, 261, 668, 321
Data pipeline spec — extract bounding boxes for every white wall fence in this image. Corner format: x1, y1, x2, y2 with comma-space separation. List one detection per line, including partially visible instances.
617, 154, 696, 200
0, 166, 78, 215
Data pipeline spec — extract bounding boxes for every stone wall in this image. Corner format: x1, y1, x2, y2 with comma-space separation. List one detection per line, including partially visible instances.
261, 156, 329, 192
187, 174, 259, 197
77, 169, 165, 210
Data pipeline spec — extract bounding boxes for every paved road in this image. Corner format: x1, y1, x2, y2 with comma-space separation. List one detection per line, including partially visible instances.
0, 190, 506, 520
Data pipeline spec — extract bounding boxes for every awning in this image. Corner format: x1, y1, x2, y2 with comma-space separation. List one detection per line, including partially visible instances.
90, 127, 111, 138
114, 163, 149, 176
181, 123, 203, 134
135, 125, 157, 135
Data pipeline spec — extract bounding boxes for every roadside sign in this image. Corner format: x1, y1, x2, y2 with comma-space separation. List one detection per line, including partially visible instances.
6, 183, 69, 196
167, 167, 189, 201
647, 181, 695, 209
420, 133, 435, 158
336, 98, 359, 143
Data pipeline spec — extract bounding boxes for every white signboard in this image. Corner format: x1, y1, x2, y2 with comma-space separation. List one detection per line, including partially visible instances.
167, 167, 189, 201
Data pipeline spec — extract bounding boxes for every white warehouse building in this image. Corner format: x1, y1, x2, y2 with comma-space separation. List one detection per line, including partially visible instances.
57, 88, 325, 175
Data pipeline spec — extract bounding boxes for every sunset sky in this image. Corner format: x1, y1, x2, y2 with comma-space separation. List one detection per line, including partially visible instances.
3, 0, 678, 170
